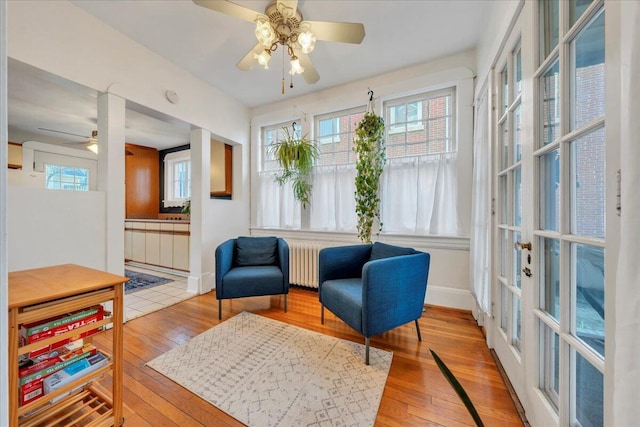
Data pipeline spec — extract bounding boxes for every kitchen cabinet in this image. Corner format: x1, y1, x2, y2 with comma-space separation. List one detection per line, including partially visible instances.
159, 223, 174, 268
125, 220, 190, 271
144, 222, 161, 266
173, 222, 190, 271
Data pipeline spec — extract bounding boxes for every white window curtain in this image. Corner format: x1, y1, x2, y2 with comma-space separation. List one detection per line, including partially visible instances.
614, 2, 640, 424
255, 171, 301, 229
470, 87, 491, 314
310, 165, 357, 231
381, 153, 462, 235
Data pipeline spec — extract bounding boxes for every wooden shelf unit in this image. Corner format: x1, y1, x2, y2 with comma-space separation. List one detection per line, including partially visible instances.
8, 264, 127, 427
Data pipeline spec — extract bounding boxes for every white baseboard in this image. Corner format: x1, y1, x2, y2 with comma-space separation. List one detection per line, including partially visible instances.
425, 285, 474, 311
188, 272, 214, 294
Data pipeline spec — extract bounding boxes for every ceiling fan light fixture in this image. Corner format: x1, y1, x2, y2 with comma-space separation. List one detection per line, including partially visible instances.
289, 55, 304, 75
254, 50, 271, 69
87, 143, 99, 155
255, 18, 277, 48
297, 30, 316, 54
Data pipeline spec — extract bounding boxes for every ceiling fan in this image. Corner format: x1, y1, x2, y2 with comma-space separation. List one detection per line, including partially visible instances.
193, 0, 365, 92
37, 128, 133, 155
38, 128, 99, 153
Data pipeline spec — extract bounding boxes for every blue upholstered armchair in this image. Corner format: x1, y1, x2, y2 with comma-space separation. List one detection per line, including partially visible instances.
319, 242, 430, 364
215, 236, 289, 320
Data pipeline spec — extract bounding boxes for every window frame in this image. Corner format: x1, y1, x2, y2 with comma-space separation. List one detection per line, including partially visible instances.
383, 87, 457, 158
313, 106, 365, 167
163, 149, 191, 208
44, 164, 90, 191
260, 120, 302, 172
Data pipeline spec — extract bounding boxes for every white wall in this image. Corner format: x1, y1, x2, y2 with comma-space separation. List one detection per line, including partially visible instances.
7, 187, 107, 271
475, 0, 525, 96
251, 50, 477, 310
6, 0, 251, 275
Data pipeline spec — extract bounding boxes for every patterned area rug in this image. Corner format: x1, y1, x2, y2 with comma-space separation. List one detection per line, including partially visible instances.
146, 311, 393, 427
124, 269, 172, 294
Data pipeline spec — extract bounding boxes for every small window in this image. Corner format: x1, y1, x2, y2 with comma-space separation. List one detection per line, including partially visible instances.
45, 164, 89, 191
314, 107, 365, 166
388, 101, 424, 134
384, 88, 456, 158
261, 121, 301, 172
163, 150, 191, 207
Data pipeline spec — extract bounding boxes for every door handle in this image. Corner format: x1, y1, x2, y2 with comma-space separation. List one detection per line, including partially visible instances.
522, 267, 532, 277
514, 241, 532, 251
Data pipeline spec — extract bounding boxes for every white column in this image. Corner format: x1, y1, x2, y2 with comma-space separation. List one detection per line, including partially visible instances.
188, 128, 214, 294
0, 1, 9, 424
97, 93, 126, 275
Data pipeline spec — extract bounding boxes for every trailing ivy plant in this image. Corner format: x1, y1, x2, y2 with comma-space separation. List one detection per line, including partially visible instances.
269, 124, 318, 209
354, 109, 385, 243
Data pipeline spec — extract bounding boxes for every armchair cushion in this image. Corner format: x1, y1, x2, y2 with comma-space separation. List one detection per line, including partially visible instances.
222, 266, 284, 298
369, 242, 415, 261
321, 278, 363, 332
235, 236, 278, 266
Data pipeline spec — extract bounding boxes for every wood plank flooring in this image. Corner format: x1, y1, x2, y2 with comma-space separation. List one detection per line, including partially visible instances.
93, 287, 524, 426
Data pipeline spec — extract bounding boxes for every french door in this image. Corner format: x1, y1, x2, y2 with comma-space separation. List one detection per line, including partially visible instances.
492, 1, 609, 426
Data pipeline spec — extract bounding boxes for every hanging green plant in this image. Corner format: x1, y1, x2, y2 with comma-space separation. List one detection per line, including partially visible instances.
354, 92, 386, 243
269, 123, 318, 209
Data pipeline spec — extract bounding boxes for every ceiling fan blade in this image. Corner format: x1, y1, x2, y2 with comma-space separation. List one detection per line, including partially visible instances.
276, 0, 298, 19
302, 20, 365, 44
297, 53, 320, 84
38, 127, 91, 139
236, 43, 264, 71
192, 0, 264, 23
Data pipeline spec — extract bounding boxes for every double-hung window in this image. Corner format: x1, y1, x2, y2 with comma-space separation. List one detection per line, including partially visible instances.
256, 121, 302, 229
381, 87, 462, 235
315, 108, 364, 166
311, 108, 364, 230
163, 150, 191, 208
385, 88, 455, 158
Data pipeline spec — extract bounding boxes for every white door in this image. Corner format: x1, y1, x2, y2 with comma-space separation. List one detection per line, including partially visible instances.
492, 1, 529, 400
491, 1, 610, 426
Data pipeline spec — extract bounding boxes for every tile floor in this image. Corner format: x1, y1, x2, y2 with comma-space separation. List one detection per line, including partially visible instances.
123, 265, 195, 322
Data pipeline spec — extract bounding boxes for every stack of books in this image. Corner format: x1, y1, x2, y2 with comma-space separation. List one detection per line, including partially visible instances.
18, 305, 107, 405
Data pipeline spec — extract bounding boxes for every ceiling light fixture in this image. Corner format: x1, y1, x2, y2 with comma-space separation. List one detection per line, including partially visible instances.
253, 1, 315, 94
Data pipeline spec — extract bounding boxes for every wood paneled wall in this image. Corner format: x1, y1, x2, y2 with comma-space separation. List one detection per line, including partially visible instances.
125, 143, 159, 219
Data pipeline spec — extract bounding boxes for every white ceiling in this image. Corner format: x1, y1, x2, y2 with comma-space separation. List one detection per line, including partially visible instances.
8, 0, 494, 150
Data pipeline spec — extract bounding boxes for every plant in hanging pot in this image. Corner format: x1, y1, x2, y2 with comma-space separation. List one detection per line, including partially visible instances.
354, 108, 385, 243
269, 124, 319, 209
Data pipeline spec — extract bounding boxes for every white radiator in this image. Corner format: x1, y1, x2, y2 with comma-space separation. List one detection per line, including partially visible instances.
288, 240, 331, 288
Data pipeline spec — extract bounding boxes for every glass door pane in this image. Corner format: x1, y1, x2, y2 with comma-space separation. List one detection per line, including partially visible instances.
535, 2, 606, 425
571, 11, 605, 130
541, 0, 559, 58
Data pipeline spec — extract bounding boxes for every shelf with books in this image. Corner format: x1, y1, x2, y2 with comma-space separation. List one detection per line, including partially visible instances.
8, 264, 127, 427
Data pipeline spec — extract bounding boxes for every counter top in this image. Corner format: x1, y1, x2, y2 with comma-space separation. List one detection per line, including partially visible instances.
125, 219, 190, 224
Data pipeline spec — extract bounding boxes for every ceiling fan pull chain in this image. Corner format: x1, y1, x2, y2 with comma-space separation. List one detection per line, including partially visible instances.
282, 47, 286, 94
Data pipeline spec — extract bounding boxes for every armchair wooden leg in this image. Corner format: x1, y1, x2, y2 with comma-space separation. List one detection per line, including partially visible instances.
415, 319, 422, 341
365, 337, 370, 365
321, 305, 324, 324
284, 294, 288, 313
218, 300, 222, 320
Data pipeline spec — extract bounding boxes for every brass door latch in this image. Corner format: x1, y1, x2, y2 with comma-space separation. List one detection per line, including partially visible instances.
514, 241, 532, 251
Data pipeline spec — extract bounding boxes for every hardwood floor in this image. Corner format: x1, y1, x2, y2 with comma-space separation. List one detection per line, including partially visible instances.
93, 287, 524, 426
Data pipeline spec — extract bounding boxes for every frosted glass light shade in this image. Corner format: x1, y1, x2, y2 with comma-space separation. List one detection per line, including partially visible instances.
297, 30, 316, 54
289, 57, 304, 75
255, 19, 276, 48
254, 50, 271, 69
